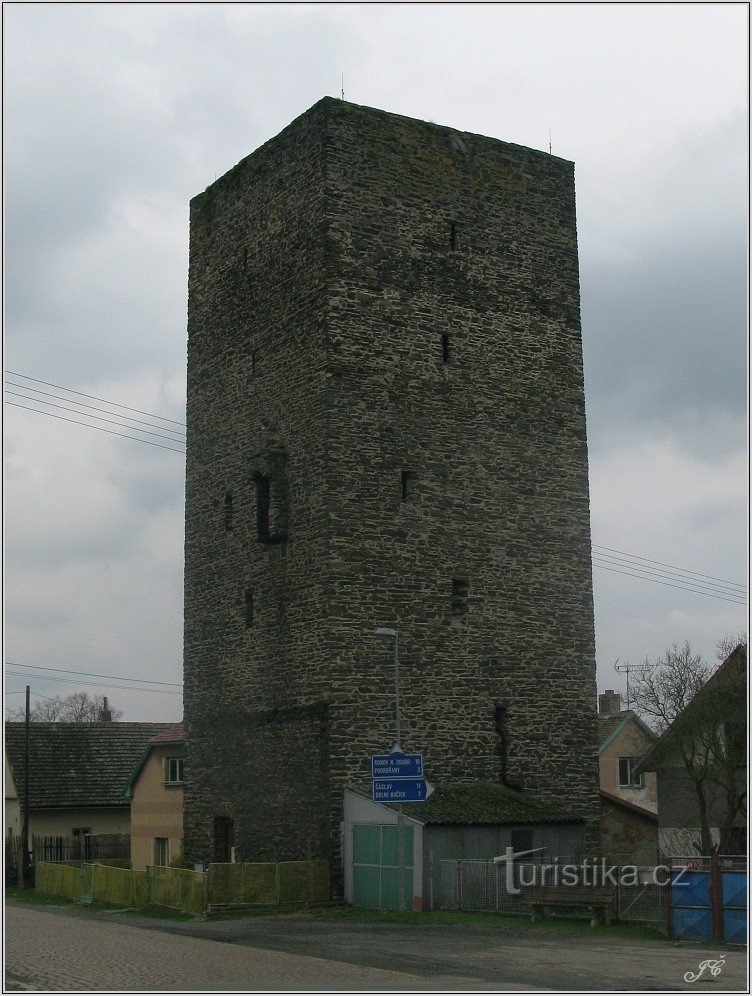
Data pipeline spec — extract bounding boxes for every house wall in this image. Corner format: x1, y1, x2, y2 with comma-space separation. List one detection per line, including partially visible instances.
600, 719, 657, 811
5, 752, 20, 837
130, 745, 184, 871
599, 798, 658, 865
28, 807, 129, 837
183, 97, 601, 879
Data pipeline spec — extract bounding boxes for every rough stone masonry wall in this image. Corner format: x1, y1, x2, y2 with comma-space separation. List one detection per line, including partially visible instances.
183, 97, 601, 872
183, 101, 335, 866
320, 101, 599, 845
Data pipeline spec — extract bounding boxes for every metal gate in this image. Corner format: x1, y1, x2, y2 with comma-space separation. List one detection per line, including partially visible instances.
670, 858, 712, 940
670, 855, 747, 942
352, 824, 413, 909
720, 855, 747, 943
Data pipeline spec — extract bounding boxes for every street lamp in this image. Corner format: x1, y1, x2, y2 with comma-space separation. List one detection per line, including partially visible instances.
374, 626, 407, 912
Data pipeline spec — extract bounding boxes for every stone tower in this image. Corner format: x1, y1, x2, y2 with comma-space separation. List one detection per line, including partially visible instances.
183, 98, 600, 873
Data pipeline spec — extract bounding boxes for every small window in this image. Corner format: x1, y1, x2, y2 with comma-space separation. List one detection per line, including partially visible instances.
224, 491, 233, 531
449, 221, 458, 251
165, 757, 184, 785
245, 590, 254, 628
154, 837, 170, 866
451, 578, 469, 615
618, 757, 643, 788
255, 474, 270, 542
442, 334, 450, 364
401, 471, 412, 502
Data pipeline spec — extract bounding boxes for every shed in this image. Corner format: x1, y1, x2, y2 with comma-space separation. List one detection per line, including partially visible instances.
344, 782, 584, 910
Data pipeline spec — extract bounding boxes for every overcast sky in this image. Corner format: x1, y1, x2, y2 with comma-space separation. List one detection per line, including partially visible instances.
4, 3, 748, 721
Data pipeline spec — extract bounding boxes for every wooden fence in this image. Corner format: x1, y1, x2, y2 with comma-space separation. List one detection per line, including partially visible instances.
31, 833, 130, 865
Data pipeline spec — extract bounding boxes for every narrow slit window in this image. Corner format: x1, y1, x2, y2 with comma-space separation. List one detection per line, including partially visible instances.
224, 491, 233, 531
451, 578, 469, 615
401, 471, 412, 502
244, 590, 254, 628
442, 334, 450, 364
449, 222, 458, 251
255, 474, 270, 542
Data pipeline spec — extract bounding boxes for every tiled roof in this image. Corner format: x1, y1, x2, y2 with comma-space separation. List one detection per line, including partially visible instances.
4, 722, 171, 810
597, 711, 628, 746
149, 722, 184, 745
600, 789, 658, 822
398, 782, 581, 826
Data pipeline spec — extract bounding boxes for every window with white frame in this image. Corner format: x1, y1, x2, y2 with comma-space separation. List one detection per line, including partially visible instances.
164, 757, 184, 785
618, 757, 644, 788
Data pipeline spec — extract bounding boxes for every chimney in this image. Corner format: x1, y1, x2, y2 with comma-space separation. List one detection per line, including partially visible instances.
99, 696, 113, 723
598, 689, 622, 716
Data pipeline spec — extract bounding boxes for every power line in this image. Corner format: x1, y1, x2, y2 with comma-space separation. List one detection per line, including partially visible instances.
592, 551, 745, 599
5, 392, 187, 444
592, 562, 746, 605
593, 544, 746, 592
5, 661, 182, 688
6, 370, 746, 605
4, 669, 182, 696
5, 402, 186, 454
5, 381, 186, 438
5, 370, 185, 427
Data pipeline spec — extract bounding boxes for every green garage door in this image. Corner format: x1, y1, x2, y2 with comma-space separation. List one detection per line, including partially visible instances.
352, 824, 414, 909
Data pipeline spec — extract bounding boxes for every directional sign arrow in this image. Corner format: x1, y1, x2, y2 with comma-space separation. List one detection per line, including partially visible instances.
372, 778, 435, 803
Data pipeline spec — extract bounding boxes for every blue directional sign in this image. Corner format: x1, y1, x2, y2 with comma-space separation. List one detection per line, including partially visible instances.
372, 778, 434, 803
371, 751, 423, 779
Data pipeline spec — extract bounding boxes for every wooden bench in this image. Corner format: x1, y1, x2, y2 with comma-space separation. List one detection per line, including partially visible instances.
531, 885, 616, 927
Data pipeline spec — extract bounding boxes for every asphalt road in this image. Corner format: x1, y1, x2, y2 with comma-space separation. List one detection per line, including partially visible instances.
5, 901, 747, 991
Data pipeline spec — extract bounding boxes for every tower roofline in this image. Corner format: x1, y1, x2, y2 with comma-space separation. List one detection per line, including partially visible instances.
194, 95, 574, 203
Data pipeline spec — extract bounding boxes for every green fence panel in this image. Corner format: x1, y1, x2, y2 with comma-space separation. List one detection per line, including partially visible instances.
34, 861, 82, 901
207, 862, 278, 906
279, 860, 330, 904
146, 866, 204, 914
90, 863, 146, 907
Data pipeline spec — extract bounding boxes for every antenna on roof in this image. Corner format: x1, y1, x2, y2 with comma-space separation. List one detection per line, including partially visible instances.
341, 74, 345, 101
548, 129, 552, 155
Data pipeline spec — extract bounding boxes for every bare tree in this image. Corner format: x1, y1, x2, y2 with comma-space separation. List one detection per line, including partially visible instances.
716, 631, 748, 661
6, 692, 123, 723
632, 639, 747, 854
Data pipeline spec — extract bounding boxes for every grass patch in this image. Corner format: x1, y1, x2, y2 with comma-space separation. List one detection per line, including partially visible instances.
206, 901, 666, 941
5, 886, 74, 907
305, 904, 667, 940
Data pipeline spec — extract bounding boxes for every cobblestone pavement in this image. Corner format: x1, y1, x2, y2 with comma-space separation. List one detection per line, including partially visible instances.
4, 905, 484, 991
5, 902, 748, 991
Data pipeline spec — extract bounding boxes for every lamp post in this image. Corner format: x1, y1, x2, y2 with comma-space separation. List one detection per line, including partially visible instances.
374, 626, 406, 912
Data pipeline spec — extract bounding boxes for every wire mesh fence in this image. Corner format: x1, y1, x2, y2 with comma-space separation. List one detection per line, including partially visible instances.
439, 858, 666, 924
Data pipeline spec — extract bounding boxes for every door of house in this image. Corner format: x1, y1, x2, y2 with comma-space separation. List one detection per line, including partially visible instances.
352, 824, 413, 909
213, 817, 234, 863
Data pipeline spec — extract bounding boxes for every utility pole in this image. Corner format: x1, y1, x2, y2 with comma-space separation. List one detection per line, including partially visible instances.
22, 685, 30, 887
375, 627, 406, 911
